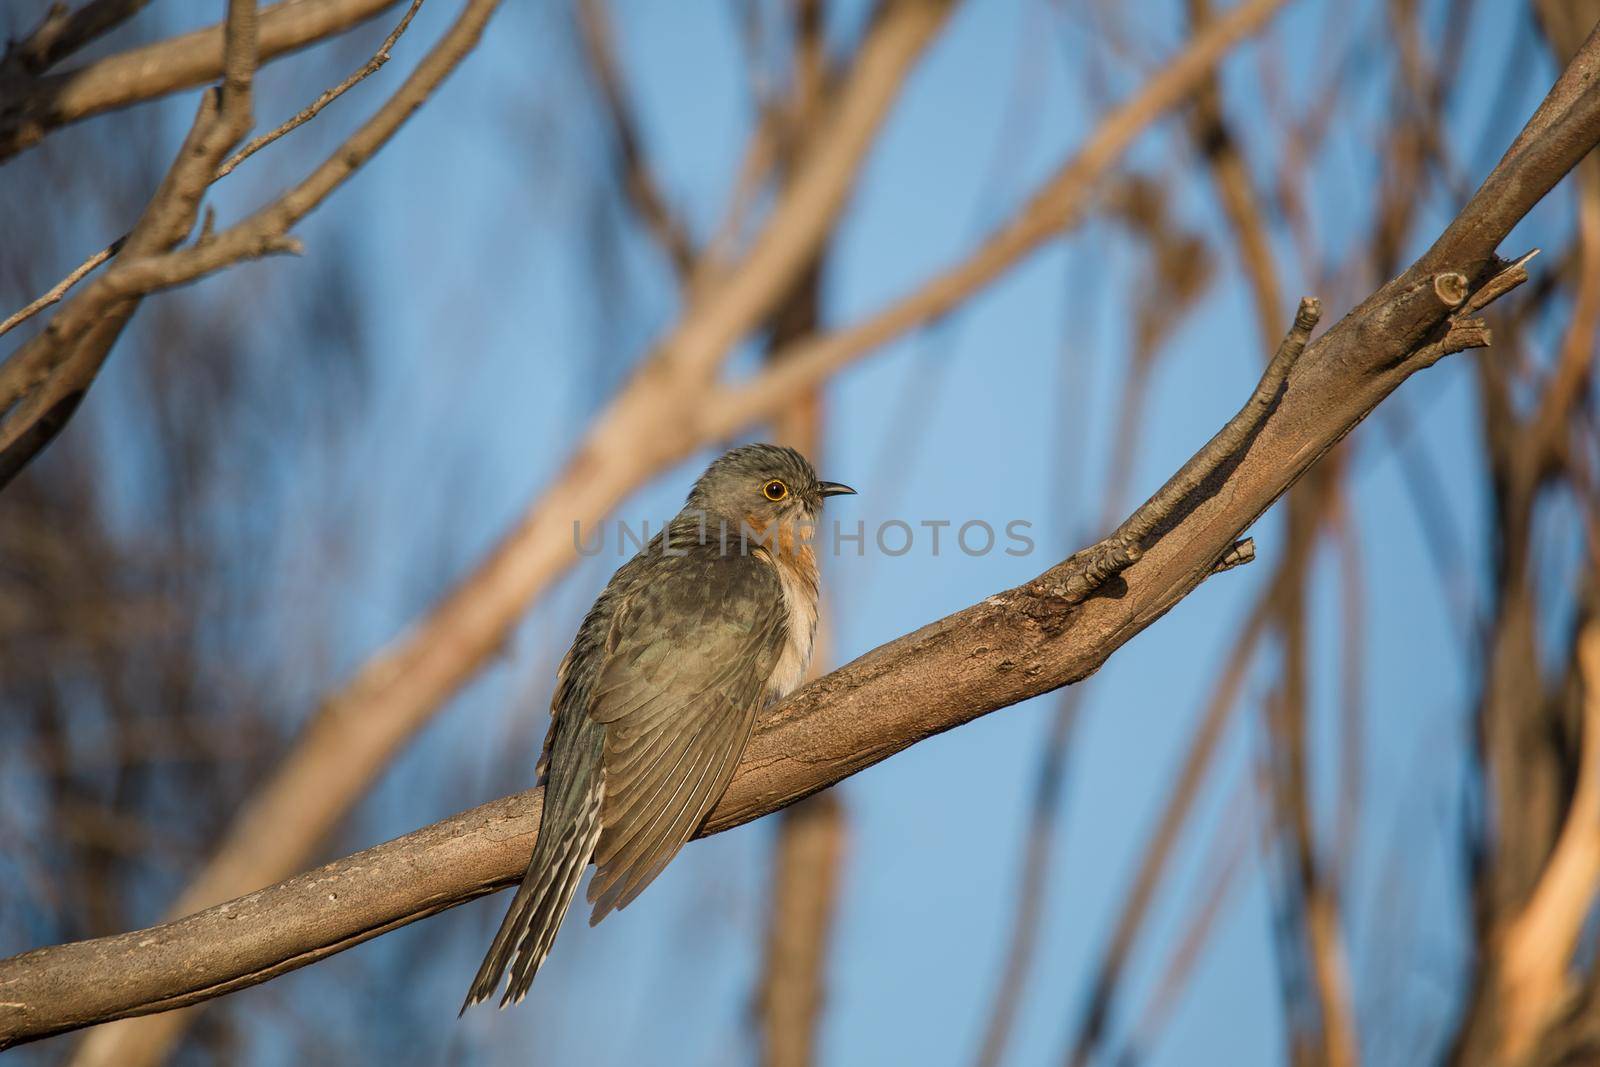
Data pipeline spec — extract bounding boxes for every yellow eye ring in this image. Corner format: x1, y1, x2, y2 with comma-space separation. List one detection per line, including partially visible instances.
762, 479, 788, 502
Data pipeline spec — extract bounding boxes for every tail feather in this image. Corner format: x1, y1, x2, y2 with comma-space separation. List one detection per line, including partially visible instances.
460, 780, 603, 1013
504, 782, 603, 1005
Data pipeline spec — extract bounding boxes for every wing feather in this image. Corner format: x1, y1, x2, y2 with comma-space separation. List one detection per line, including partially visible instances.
582, 550, 786, 924
598, 705, 754, 916
588, 704, 734, 918
592, 693, 728, 866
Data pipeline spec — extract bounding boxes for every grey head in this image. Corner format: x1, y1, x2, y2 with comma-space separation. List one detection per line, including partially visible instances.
683, 443, 854, 529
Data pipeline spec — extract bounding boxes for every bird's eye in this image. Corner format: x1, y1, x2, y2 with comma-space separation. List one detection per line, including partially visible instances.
762, 479, 788, 502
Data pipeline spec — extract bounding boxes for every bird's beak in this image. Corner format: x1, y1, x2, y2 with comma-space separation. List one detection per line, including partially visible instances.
817, 481, 856, 498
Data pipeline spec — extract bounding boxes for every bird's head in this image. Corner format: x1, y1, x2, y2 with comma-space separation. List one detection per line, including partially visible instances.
685, 443, 854, 545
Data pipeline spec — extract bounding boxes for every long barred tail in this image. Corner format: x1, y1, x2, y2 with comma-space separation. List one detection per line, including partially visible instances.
461, 776, 604, 1012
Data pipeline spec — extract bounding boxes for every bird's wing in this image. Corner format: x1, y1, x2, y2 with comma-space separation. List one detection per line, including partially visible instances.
533, 642, 577, 781
584, 548, 787, 922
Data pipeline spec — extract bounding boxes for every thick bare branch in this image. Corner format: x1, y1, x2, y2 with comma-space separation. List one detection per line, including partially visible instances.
1266, 480, 1359, 1067
757, 122, 843, 1067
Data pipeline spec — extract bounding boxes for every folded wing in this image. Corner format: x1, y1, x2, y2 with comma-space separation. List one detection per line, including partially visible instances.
585, 550, 787, 923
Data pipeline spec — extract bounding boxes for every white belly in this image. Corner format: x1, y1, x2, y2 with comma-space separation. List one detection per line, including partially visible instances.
766, 555, 818, 700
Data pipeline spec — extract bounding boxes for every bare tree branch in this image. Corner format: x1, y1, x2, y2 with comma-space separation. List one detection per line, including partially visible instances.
970, 686, 1082, 1067
0, 0, 483, 489
1064, 587, 1272, 1067
756, 791, 846, 1067
757, 64, 845, 1059
1264, 476, 1359, 1067
0, 0, 262, 489
1111, 775, 1257, 1067
702, 0, 1291, 430
0, 237, 121, 340
214, 0, 424, 179
1493, 622, 1600, 1063
1186, 0, 1283, 352
0, 0, 425, 342
0, 0, 407, 162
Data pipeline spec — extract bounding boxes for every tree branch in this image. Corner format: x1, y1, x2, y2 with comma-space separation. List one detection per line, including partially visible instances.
0, 0, 424, 343
0, 0, 486, 490
0, 237, 120, 339
0, 0, 260, 488
213, 0, 424, 180
0, 0, 406, 162
757, 75, 844, 1062
756, 791, 846, 1067
1489, 627, 1600, 1065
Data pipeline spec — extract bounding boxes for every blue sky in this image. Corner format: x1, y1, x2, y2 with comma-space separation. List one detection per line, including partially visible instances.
3, 0, 1577, 1063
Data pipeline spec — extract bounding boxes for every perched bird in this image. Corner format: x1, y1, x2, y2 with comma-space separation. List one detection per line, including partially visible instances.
462, 443, 855, 1010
